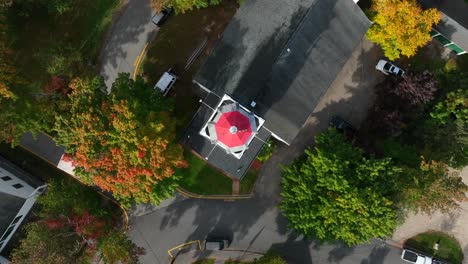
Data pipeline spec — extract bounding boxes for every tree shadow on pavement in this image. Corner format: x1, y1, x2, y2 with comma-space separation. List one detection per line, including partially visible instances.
99, 0, 157, 87
359, 243, 392, 264
129, 31, 388, 264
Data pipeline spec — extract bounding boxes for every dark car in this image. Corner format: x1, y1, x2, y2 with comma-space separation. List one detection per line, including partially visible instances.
151, 7, 174, 26
204, 238, 229, 251
329, 116, 356, 137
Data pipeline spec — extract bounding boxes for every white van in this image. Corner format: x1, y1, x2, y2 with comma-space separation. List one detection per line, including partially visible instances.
154, 70, 177, 96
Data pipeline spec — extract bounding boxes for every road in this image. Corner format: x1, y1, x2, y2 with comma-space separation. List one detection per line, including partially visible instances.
16, 1, 415, 263
128, 37, 408, 263
99, 0, 158, 89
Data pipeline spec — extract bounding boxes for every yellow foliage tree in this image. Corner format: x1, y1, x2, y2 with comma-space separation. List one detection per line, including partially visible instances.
366, 0, 441, 60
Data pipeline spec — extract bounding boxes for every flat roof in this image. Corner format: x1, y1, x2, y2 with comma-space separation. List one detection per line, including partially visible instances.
420, 0, 468, 52
0, 192, 25, 237
194, 0, 371, 144
20, 132, 65, 166
181, 93, 270, 179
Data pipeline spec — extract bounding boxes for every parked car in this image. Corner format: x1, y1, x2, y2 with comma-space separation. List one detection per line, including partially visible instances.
401, 249, 433, 264
154, 69, 177, 96
151, 7, 174, 26
376, 59, 405, 76
204, 238, 229, 251
329, 116, 356, 137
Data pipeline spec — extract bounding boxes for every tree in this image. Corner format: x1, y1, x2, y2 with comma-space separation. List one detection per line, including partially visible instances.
255, 252, 287, 264
98, 230, 144, 264
431, 89, 468, 125
150, 0, 222, 13
399, 159, 468, 214
392, 71, 438, 106
280, 129, 400, 246
366, 0, 441, 60
420, 118, 468, 168
10, 223, 84, 264
12, 177, 142, 264
54, 74, 186, 206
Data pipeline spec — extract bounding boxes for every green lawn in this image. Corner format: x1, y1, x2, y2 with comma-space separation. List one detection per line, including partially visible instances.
8, 0, 120, 86
405, 231, 464, 264
177, 151, 233, 195
239, 169, 258, 194
141, 1, 238, 134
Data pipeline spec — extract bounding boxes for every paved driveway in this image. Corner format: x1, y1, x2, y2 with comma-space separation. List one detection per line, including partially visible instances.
99, 0, 158, 89
128, 39, 411, 264
393, 166, 468, 264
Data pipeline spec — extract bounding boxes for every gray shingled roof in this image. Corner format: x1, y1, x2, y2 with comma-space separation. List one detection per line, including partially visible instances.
181, 93, 270, 179
419, 0, 468, 52
0, 156, 43, 239
194, 0, 371, 144
20, 132, 66, 166
0, 193, 25, 237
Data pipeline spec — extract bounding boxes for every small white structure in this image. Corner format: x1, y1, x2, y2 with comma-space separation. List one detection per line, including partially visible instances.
0, 156, 46, 254
199, 94, 265, 159
154, 71, 177, 96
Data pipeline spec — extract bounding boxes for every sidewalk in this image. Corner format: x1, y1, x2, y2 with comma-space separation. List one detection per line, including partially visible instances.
392, 166, 468, 264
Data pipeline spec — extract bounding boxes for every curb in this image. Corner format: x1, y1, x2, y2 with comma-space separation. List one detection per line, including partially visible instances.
177, 187, 252, 200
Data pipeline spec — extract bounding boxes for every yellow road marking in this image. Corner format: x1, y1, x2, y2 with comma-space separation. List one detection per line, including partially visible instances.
133, 43, 149, 80
167, 240, 202, 258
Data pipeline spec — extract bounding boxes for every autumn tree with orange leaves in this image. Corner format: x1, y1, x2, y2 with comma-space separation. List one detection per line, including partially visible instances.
54, 73, 186, 206
366, 0, 441, 60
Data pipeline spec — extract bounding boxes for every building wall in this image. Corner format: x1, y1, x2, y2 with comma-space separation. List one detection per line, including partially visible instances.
0, 164, 46, 253
0, 190, 45, 253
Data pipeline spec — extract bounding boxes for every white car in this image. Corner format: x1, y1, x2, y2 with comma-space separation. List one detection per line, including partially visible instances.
401, 249, 432, 264
154, 70, 177, 96
376, 59, 405, 76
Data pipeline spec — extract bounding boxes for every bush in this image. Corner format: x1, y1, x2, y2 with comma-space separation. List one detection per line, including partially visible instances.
405, 232, 464, 264
256, 139, 276, 163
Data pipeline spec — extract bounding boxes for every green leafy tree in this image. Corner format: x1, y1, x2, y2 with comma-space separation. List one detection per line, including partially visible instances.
150, 0, 222, 13
431, 89, 468, 125
366, 0, 441, 60
10, 223, 83, 264
12, 177, 142, 264
37, 178, 109, 218
280, 129, 400, 246
54, 74, 186, 206
420, 118, 468, 168
256, 139, 276, 163
399, 159, 468, 214
255, 252, 287, 264
98, 230, 144, 264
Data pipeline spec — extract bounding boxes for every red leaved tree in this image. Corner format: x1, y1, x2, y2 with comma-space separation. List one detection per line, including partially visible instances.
54, 74, 186, 206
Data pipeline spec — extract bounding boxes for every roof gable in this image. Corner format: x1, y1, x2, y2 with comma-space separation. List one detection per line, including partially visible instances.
194, 0, 370, 144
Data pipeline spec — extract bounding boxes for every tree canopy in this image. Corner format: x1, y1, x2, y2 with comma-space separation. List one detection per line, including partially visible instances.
280, 129, 400, 246
11, 178, 142, 264
53, 74, 186, 206
366, 0, 441, 60
399, 159, 468, 215
150, 0, 222, 13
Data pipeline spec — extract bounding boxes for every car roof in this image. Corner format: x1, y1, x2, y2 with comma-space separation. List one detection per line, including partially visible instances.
155, 72, 175, 90
205, 240, 224, 250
